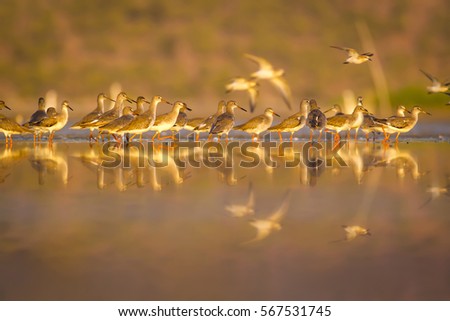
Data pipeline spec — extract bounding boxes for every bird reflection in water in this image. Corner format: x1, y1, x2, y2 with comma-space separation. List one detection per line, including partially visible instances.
0, 147, 28, 184
242, 190, 290, 245
332, 225, 371, 242
29, 144, 69, 185
225, 182, 255, 218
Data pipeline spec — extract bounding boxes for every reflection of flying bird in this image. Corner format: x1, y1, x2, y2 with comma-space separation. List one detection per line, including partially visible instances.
419, 69, 449, 94
332, 225, 371, 242
419, 185, 450, 209
225, 182, 255, 218
243, 191, 290, 244
225, 77, 259, 112
330, 46, 373, 64
244, 53, 292, 110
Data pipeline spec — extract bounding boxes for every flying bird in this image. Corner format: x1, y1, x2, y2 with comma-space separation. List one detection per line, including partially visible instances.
225, 77, 259, 112
330, 46, 373, 64
225, 182, 255, 218
420, 69, 450, 94
244, 53, 292, 110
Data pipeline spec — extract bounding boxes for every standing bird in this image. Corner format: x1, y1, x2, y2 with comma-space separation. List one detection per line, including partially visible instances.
117, 95, 171, 142
98, 106, 136, 143
330, 46, 373, 64
150, 101, 191, 141
33, 100, 73, 144
0, 101, 32, 147
233, 107, 280, 141
170, 105, 189, 140
209, 100, 247, 142
267, 99, 310, 141
193, 100, 226, 141
244, 53, 292, 110
80, 92, 134, 134
70, 93, 115, 142
306, 99, 327, 141
23, 97, 47, 142
419, 69, 450, 94
375, 106, 431, 143
225, 77, 259, 112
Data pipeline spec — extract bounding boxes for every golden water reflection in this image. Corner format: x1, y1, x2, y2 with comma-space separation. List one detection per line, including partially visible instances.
0, 141, 449, 300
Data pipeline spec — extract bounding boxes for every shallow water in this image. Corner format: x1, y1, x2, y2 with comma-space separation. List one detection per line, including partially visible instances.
0, 139, 449, 300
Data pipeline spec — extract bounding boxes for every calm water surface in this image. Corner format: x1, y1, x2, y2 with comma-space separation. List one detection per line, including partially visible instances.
0, 140, 449, 300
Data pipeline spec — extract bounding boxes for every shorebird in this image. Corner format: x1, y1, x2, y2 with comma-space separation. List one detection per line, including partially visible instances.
33, 100, 73, 144
375, 106, 431, 143
360, 105, 410, 141
80, 92, 134, 135
267, 99, 310, 141
0, 101, 32, 147
306, 99, 327, 141
98, 106, 136, 142
70, 93, 115, 141
170, 107, 189, 139
193, 100, 226, 140
117, 95, 171, 142
23, 97, 47, 141
150, 101, 191, 141
244, 53, 292, 109
209, 100, 247, 141
330, 45, 373, 64
225, 77, 259, 112
243, 190, 290, 244
420, 69, 449, 94
325, 97, 368, 142
225, 182, 255, 218
233, 107, 280, 141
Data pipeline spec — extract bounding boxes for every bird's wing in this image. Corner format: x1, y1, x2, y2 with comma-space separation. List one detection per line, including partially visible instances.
247, 182, 255, 208
210, 114, 232, 134
269, 76, 292, 110
420, 69, 439, 84
36, 117, 58, 127
235, 115, 265, 130
248, 86, 258, 113
267, 190, 291, 223
330, 45, 357, 57
244, 53, 273, 71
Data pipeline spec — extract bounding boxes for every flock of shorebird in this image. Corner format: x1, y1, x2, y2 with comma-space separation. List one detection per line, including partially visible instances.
0, 47, 447, 148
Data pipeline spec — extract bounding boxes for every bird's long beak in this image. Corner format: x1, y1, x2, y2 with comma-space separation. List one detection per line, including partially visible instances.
163, 99, 172, 105
67, 105, 73, 111
425, 111, 432, 116
185, 106, 192, 111
127, 98, 137, 103
323, 107, 334, 113
405, 109, 412, 114
105, 96, 116, 102
273, 112, 280, 117
4, 105, 11, 110
145, 100, 152, 104
239, 106, 247, 112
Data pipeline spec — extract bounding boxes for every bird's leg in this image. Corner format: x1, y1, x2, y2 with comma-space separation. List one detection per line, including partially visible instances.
152, 132, 158, 142
278, 131, 282, 141
318, 130, 323, 142
346, 130, 350, 141
129, 133, 137, 142
290, 132, 293, 142
395, 132, 401, 143
334, 133, 340, 143
354, 128, 358, 140
196, 132, 200, 141
309, 130, 313, 142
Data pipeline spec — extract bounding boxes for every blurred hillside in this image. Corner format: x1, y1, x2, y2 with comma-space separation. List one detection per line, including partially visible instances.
0, 0, 448, 116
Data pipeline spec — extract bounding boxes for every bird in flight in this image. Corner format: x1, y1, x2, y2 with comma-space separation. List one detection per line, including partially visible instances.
330, 46, 373, 64
419, 69, 450, 94
243, 53, 292, 110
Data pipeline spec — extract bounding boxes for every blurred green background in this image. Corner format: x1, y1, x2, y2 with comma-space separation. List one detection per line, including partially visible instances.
0, 0, 448, 117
